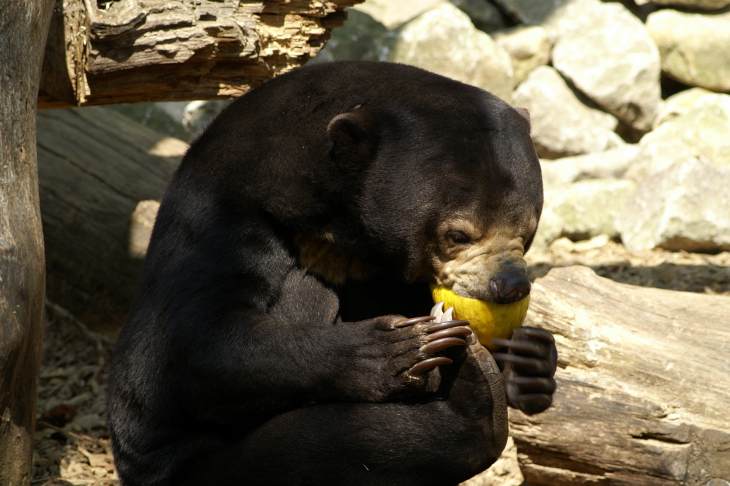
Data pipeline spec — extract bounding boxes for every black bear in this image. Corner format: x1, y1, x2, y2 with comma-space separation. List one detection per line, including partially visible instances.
108, 61, 557, 486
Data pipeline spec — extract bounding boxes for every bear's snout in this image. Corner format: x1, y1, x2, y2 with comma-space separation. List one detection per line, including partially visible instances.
488, 269, 531, 304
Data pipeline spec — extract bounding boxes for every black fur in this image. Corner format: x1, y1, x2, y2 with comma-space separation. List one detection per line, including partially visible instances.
108, 61, 548, 486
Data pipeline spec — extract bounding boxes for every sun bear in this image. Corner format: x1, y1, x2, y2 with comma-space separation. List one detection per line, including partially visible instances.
108, 61, 557, 486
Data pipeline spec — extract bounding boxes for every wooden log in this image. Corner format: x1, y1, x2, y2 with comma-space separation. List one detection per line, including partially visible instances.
512, 266, 730, 485
36, 107, 186, 330
0, 2, 55, 484
39, 0, 360, 107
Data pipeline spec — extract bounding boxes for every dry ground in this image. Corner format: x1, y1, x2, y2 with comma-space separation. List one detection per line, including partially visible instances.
31, 239, 730, 485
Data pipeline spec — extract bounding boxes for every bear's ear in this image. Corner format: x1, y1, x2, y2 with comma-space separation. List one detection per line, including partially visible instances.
327, 108, 374, 160
515, 107, 531, 125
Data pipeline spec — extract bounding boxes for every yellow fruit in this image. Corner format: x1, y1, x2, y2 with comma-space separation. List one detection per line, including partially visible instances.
431, 286, 529, 348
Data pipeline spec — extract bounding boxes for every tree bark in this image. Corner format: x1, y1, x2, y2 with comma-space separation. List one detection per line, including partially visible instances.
39, 0, 360, 108
0, 2, 55, 484
36, 107, 186, 331
513, 266, 730, 485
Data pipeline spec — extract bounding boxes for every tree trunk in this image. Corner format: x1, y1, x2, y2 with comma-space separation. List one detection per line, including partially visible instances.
513, 266, 730, 485
39, 0, 360, 107
0, 2, 55, 484
36, 107, 186, 331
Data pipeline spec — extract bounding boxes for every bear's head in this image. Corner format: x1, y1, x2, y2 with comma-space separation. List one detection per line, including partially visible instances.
324, 84, 541, 305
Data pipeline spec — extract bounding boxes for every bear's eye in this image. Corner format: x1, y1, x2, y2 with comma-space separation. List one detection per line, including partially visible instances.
445, 230, 472, 245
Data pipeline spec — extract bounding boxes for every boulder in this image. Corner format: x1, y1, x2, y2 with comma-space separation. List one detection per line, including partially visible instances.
314, 9, 394, 63
647, 10, 730, 92
352, 0, 444, 29
552, 1, 660, 131
617, 158, 730, 252
512, 66, 622, 158
547, 179, 635, 241
627, 104, 730, 182
389, 3, 514, 101
636, 0, 730, 10
181, 100, 232, 140
109, 100, 233, 142
491, 0, 570, 25
108, 102, 189, 140
540, 0, 602, 34
495, 26, 553, 85
654, 87, 730, 127
540, 144, 640, 188
530, 205, 564, 254
450, 0, 508, 32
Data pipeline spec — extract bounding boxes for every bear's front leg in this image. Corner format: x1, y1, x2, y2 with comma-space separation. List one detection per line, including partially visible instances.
491, 327, 558, 415
177, 311, 474, 425
327, 314, 474, 402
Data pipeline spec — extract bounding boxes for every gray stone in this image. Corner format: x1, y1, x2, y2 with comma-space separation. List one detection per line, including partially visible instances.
647, 10, 730, 92
389, 3, 514, 101
548, 179, 636, 241
512, 66, 622, 158
450, 0, 507, 32
491, 0, 570, 25
617, 158, 730, 252
541, 145, 640, 188
181, 100, 231, 140
636, 0, 730, 10
314, 9, 394, 63
495, 26, 553, 85
353, 0, 444, 29
538, 0, 600, 34
107, 102, 189, 140
552, 1, 660, 131
654, 88, 730, 127
627, 104, 730, 182
530, 204, 564, 254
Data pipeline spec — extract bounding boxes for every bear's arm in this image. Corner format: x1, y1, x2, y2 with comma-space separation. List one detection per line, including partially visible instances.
170, 266, 438, 426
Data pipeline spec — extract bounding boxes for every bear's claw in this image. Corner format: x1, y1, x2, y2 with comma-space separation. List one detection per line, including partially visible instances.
408, 356, 454, 376
399, 305, 473, 379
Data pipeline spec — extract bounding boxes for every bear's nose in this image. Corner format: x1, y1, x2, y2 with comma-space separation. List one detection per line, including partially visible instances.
488, 272, 531, 304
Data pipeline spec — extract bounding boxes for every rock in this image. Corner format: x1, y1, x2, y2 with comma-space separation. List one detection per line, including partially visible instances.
654, 88, 730, 127
108, 99, 234, 142
617, 158, 730, 252
107, 102, 189, 140
491, 0, 570, 25
512, 66, 622, 158
636, 0, 730, 10
495, 26, 553, 85
129, 201, 160, 259
353, 0, 444, 29
627, 104, 730, 182
647, 10, 730, 92
182, 100, 231, 140
540, 144, 640, 188
315, 9, 394, 63
530, 204, 563, 254
450, 0, 508, 32
541, 0, 606, 35
552, 1, 660, 131
548, 179, 635, 241
389, 4, 514, 101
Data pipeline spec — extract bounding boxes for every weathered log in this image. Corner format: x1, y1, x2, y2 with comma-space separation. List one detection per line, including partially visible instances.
512, 266, 730, 485
0, 2, 55, 484
39, 0, 360, 107
37, 107, 186, 330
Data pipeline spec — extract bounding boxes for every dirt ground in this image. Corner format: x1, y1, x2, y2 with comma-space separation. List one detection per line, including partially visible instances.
31, 239, 730, 485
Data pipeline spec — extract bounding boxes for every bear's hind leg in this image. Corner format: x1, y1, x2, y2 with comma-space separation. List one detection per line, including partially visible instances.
175, 343, 507, 486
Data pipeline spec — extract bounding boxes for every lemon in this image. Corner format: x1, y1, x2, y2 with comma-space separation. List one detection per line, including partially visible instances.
431, 286, 529, 348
